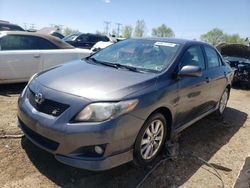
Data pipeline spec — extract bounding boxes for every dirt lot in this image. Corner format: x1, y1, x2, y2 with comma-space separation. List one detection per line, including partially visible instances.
0, 84, 250, 188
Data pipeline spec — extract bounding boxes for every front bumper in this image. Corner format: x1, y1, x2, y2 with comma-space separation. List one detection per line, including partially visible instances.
18, 83, 144, 171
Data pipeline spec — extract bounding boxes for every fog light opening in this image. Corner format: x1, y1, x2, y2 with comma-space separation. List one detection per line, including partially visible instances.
95, 145, 104, 155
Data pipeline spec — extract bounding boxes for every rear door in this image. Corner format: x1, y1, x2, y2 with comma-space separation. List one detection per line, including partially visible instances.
37, 37, 83, 70
175, 45, 212, 127
87, 35, 99, 49
75, 34, 90, 49
203, 45, 228, 106
0, 35, 41, 83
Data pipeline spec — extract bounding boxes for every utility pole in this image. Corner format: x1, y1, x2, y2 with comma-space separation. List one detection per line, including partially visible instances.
116, 23, 122, 37
104, 21, 111, 35
30, 23, 36, 29
23, 23, 28, 30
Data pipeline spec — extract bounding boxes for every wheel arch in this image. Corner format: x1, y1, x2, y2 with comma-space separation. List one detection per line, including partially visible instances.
226, 84, 231, 98
146, 106, 173, 140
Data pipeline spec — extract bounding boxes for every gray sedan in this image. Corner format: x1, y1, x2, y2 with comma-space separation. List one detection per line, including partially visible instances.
18, 38, 233, 171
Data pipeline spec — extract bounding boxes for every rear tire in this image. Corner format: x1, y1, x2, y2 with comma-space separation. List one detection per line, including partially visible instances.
133, 113, 167, 167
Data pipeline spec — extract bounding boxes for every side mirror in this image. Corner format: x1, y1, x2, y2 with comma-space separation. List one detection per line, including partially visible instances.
178, 65, 202, 77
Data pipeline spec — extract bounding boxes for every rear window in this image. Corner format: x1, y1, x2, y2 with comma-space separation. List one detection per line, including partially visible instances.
99, 35, 109, 42
0, 24, 24, 31
204, 46, 221, 68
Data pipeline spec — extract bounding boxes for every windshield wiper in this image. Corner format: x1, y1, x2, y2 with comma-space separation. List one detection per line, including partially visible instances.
112, 63, 142, 72
87, 57, 143, 73
87, 57, 118, 68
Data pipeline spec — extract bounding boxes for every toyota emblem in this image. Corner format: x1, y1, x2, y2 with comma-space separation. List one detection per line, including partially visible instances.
35, 93, 44, 104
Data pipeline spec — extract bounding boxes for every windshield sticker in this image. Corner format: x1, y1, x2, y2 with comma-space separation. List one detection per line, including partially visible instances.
154, 42, 177, 47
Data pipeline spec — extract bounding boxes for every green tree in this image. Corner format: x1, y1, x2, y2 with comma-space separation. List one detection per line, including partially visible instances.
152, 24, 175, 37
133, 20, 147, 37
122, 25, 133, 38
223, 34, 246, 44
63, 27, 79, 36
200, 28, 247, 45
200, 28, 224, 46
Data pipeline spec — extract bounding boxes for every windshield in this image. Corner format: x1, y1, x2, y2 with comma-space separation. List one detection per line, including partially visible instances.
91, 39, 180, 72
63, 33, 80, 41
224, 56, 250, 64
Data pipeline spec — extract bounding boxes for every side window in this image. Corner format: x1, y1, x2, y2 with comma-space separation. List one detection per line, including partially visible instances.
37, 37, 58, 50
0, 35, 39, 50
180, 46, 205, 70
89, 35, 99, 43
77, 34, 88, 43
204, 46, 220, 68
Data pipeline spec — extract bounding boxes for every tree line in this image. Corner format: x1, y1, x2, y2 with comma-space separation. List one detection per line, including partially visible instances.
62, 19, 249, 46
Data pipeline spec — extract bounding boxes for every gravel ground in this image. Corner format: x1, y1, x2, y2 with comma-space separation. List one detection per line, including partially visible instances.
0, 83, 249, 188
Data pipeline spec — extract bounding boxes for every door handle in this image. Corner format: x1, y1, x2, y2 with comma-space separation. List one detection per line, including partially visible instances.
205, 77, 211, 83
33, 54, 40, 58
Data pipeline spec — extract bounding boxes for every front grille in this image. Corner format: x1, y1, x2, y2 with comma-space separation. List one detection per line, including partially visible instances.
19, 118, 59, 151
27, 88, 69, 117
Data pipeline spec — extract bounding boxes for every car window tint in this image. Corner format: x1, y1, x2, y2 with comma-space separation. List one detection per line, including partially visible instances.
217, 54, 224, 66
77, 34, 88, 42
99, 36, 109, 42
204, 46, 220, 68
0, 25, 24, 31
37, 37, 58, 49
0, 35, 39, 50
180, 46, 205, 70
89, 35, 99, 43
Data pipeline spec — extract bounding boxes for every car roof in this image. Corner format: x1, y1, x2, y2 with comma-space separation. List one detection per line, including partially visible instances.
133, 37, 212, 46
0, 22, 25, 31
73, 32, 108, 37
0, 31, 74, 49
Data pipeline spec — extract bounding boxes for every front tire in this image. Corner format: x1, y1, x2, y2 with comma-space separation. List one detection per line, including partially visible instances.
216, 88, 229, 117
133, 113, 167, 167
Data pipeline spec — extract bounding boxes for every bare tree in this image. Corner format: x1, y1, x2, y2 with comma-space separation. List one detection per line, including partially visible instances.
133, 20, 147, 37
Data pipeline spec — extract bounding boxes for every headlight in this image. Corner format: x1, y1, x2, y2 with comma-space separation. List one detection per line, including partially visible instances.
74, 99, 138, 122
27, 73, 38, 86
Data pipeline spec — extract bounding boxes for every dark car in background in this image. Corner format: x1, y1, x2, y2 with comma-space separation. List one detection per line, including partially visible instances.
217, 43, 250, 88
63, 32, 110, 49
18, 38, 233, 171
0, 20, 25, 31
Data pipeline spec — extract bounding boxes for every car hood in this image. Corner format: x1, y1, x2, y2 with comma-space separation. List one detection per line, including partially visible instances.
35, 60, 157, 101
217, 43, 250, 59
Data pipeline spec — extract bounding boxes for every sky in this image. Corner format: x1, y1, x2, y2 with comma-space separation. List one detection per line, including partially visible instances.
0, 0, 249, 39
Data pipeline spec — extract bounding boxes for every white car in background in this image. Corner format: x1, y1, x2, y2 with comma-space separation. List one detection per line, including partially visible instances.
0, 31, 91, 84
90, 41, 113, 52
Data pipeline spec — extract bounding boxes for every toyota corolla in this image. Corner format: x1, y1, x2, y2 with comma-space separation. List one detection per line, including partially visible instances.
18, 38, 233, 171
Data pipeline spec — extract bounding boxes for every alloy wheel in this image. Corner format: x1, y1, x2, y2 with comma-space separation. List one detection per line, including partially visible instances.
219, 90, 228, 114
140, 119, 164, 160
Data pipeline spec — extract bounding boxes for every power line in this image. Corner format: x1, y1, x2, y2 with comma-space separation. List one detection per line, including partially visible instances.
104, 21, 111, 35
116, 23, 122, 37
